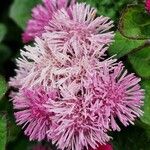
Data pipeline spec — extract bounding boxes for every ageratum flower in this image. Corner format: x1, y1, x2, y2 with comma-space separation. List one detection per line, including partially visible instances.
23, 0, 76, 43
84, 62, 144, 131
45, 88, 111, 150
10, 34, 143, 150
10, 2, 144, 150
44, 3, 114, 58
45, 62, 143, 150
9, 37, 116, 148
12, 87, 58, 141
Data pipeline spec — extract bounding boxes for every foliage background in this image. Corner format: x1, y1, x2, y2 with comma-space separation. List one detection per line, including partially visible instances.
0, 0, 150, 149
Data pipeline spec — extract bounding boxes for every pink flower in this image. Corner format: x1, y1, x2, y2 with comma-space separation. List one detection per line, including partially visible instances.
44, 3, 114, 58
44, 62, 144, 150
9, 35, 144, 150
45, 94, 111, 150
85, 62, 144, 131
22, 0, 76, 43
12, 87, 58, 141
146, 0, 150, 13
89, 144, 113, 150
10, 2, 144, 150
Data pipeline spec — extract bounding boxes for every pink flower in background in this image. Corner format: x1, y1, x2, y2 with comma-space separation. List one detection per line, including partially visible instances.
22, 0, 76, 43
12, 87, 58, 141
146, 0, 150, 13
44, 3, 114, 58
89, 144, 113, 150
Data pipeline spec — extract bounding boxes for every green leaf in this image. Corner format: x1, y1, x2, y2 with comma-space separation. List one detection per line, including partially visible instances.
119, 5, 150, 39
141, 80, 150, 125
128, 47, 150, 78
79, 0, 136, 21
9, 0, 41, 29
0, 76, 7, 100
7, 136, 36, 150
7, 121, 20, 143
112, 126, 150, 150
137, 120, 150, 139
0, 44, 11, 64
108, 32, 145, 58
0, 24, 7, 42
0, 114, 7, 150
0, 97, 8, 112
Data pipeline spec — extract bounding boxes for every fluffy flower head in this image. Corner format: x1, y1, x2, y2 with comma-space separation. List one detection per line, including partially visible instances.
12, 87, 58, 141
45, 91, 111, 150
44, 62, 144, 150
10, 36, 144, 150
44, 3, 114, 58
10, 2, 144, 150
85, 63, 144, 131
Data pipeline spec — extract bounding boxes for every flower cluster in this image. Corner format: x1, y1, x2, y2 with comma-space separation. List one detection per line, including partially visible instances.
10, 1, 144, 150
